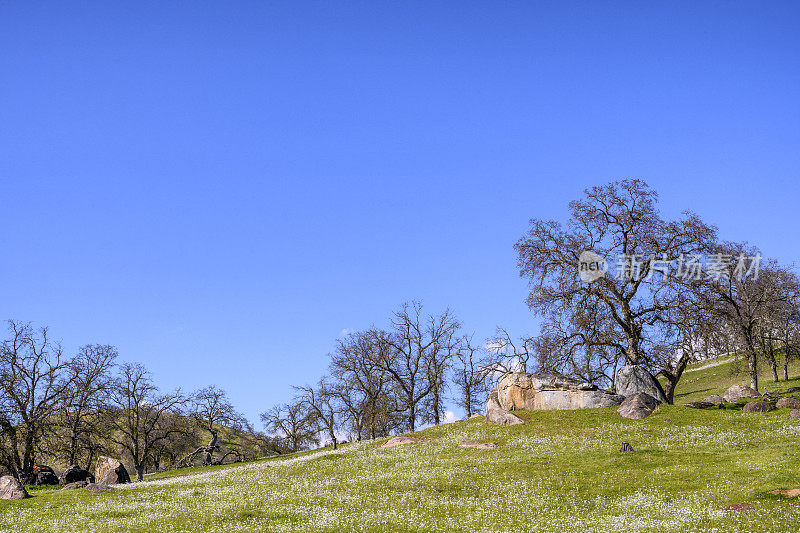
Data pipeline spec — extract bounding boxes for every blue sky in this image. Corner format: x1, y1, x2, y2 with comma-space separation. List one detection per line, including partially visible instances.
1, 1, 798, 423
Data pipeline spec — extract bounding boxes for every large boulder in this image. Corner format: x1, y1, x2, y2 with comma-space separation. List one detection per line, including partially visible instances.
723, 384, 760, 403
776, 397, 800, 409
617, 392, 661, 420
95, 456, 131, 485
497, 372, 624, 411
60, 465, 95, 485
615, 365, 667, 403
0, 476, 29, 500
485, 389, 525, 426
742, 400, 775, 413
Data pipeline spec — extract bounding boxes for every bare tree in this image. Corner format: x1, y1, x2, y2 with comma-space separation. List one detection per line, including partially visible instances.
56, 344, 117, 469
294, 379, 339, 449
179, 385, 248, 466
0, 321, 70, 479
514, 179, 717, 371
377, 302, 461, 431
105, 362, 187, 481
260, 401, 317, 452
699, 244, 795, 392
451, 335, 490, 418
329, 330, 397, 440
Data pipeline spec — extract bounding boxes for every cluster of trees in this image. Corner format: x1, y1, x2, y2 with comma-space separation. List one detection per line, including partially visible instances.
261, 302, 498, 449
266, 180, 799, 450
0, 321, 281, 482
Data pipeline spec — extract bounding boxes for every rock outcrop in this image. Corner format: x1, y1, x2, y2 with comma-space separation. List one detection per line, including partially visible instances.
723, 384, 760, 403
485, 389, 525, 425
496, 372, 624, 411
95, 456, 131, 485
617, 392, 661, 419
0, 476, 29, 500
615, 365, 667, 403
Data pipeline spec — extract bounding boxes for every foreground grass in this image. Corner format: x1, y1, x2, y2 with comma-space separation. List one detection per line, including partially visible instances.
3, 358, 800, 532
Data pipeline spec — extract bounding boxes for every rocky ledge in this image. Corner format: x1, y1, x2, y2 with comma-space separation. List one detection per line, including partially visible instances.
496, 371, 624, 411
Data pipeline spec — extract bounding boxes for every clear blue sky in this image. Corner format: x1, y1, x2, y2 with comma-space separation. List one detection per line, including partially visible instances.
1, 1, 798, 423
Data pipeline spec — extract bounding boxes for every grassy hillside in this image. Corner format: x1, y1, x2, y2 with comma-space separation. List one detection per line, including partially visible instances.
3, 357, 800, 532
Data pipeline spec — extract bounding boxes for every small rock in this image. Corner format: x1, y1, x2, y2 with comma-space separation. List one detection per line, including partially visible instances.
0, 476, 29, 500
619, 442, 634, 452
770, 488, 800, 498
787, 387, 800, 393
776, 397, 800, 409
84, 483, 113, 494
61, 481, 89, 490
742, 400, 775, 413
723, 384, 760, 403
380, 436, 422, 448
790, 410, 800, 419
717, 502, 753, 512
458, 440, 498, 450
684, 401, 718, 409
617, 392, 661, 420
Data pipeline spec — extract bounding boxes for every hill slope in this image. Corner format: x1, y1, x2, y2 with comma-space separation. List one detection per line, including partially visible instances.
3, 357, 800, 532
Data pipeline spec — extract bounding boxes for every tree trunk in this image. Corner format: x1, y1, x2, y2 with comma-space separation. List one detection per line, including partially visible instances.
784, 353, 790, 381
135, 464, 145, 482
407, 403, 416, 432
748, 353, 759, 392
770, 359, 779, 383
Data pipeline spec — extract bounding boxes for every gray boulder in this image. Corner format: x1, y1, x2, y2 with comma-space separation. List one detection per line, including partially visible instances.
723, 384, 761, 403
742, 400, 775, 413
485, 390, 525, 426
0, 476, 29, 500
701, 394, 725, 406
95, 456, 131, 485
615, 365, 667, 403
790, 410, 800, 419
776, 397, 800, 409
617, 392, 661, 420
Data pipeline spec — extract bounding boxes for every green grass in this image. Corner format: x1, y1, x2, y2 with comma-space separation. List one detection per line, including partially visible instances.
3, 356, 800, 532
